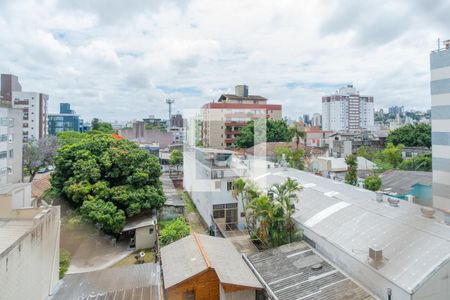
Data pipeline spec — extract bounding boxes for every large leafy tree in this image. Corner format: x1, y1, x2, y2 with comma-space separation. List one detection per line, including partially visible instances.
51, 134, 165, 234
375, 143, 404, 169
387, 123, 431, 148
273, 146, 305, 170
23, 136, 59, 182
345, 154, 358, 186
169, 149, 183, 172
364, 175, 382, 191
91, 118, 114, 133
235, 119, 293, 149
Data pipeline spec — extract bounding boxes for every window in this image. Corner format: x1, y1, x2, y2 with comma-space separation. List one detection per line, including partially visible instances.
8, 134, 13, 143
183, 290, 195, 300
0, 151, 7, 159
227, 181, 233, 191
9, 149, 13, 158
8, 118, 14, 127
7, 167, 12, 174
0, 134, 7, 142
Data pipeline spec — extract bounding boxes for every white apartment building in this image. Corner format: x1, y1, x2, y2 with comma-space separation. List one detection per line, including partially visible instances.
311, 112, 322, 127
12, 91, 48, 142
430, 39, 450, 211
183, 146, 250, 233
322, 85, 374, 132
0, 107, 23, 185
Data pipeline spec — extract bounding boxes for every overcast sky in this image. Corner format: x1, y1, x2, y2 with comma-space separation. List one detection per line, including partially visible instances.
0, 0, 449, 123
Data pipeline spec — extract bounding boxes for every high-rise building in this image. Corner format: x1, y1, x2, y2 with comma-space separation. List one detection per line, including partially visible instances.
388, 105, 404, 116
322, 85, 374, 132
12, 91, 48, 142
311, 113, 322, 127
0, 74, 22, 103
430, 39, 450, 211
0, 106, 23, 185
303, 114, 310, 125
202, 85, 282, 149
48, 102, 80, 135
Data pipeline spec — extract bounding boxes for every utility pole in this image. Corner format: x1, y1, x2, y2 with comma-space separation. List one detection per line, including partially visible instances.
166, 99, 175, 128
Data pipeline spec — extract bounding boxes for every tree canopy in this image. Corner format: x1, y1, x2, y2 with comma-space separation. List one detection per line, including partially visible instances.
387, 123, 431, 148
235, 119, 293, 149
345, 154, 358, 186
273, 146, 305, 170
364, 175, 382, 191
23, 137, 59, 182
91, 118, 114, 133
169, 149, 183, 171
51, 134, 165, 234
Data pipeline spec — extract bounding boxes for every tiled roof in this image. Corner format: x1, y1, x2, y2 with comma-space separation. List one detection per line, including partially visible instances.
32, 173, 51, 199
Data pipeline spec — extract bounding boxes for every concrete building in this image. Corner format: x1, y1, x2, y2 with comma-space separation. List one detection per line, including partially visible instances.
0, 107, 23, 185
12, 91, 48, 142
119, 121, 174, 148
183, 146, 250, 232
311, 112, 322, 127
254, 168, 450, 300
161, 233, 262, 300
0, 74, 22, 103
430, 39, 450, 211
0, 194, 60, 300
48, 102, 81, 136
322, 85, 374, 132
388, 105, 405, 116
120, 214, 157, 250
202, 85, 282, 149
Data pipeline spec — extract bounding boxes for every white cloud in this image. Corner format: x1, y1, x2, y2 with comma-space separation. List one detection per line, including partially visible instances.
0, 0, 445, 122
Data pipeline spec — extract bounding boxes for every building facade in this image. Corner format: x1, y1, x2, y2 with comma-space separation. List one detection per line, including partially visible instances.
48, 102, 81, 135
311, 113, 322, 127
0, 107, 23, 185
322, 85, 374, 132
430, 39, 450, 211
0, 74, 22, 103
12, 91, 48, 142
202, 85, 282, 149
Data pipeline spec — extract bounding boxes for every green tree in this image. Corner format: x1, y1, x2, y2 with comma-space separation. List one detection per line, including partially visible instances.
91, 118, 114, 133
364, 175, 382, 191
235, 119, 293, 149
387, 123, 431, 148
375, 143, 404, 168
399, 154, 432, 171
23, 137, 59, 182
57, 131, 89, 146
51, 134, 165, 234
345, 154, 358, 186
288, 126, 306, 149
159, 217, 190, 246
356, 146, 376, 161
169, 149, 183, 172
273, 146, 305, 170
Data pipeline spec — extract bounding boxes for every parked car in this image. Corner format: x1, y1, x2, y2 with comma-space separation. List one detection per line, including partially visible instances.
37, 167, 47, 174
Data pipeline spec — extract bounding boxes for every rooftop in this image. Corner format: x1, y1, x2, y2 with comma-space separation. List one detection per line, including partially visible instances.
122, 214, 157, 232
246, 241, 374, 300
253, 168, 450, 294
161, 233, 262, 289
380, 170, 432, 195
218, 94, 267, 101
0, 218, 36, 255
49, 264, 161, 300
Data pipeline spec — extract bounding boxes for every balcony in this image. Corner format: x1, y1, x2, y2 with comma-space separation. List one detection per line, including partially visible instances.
224, 121, 247, 127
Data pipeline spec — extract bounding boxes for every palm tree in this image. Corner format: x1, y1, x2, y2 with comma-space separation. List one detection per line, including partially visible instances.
289, 126, 306, 149
232, 178, 247, 230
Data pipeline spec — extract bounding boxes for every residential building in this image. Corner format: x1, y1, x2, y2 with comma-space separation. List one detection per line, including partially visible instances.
388, 105, 405, 116
328, 131, 387, 158
311, 112, 322, 127
49, 264, 161, 300
119, 121, 174, 148
302, 113, 310, 125
253, 168, 450, 300
0, 195, 60, 300
0, 74, 22, 103
430, 39, 450, 211
0, 106, 23, 185
143, 115, 167, 128
161, 233, 262, 300
246, 241, 375, 300
322, 84, 374, 132
120, 214, 157, 250
12, 91, 48, 142
202, 85, 282, 149
304, 127, 334, 147
48, 102, 81, 135
170, 113, 183, 128
183, 146, 250, 232
311, 156, 375, 179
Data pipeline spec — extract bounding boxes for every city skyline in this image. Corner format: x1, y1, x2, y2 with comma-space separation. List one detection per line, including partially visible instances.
0, 0, 448, 121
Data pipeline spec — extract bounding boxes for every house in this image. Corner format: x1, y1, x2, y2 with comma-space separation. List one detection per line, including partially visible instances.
253, 168, 450, 300
49, 263, 162, 299
120, 214, 157, 250
161, 233, 262, 300
246, 241, 375, 300
311, 156, 375, 179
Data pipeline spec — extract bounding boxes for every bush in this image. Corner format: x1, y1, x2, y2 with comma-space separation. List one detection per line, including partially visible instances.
160, 217, 190, 246
59, 249, 71, 279
364, 175, 382, 191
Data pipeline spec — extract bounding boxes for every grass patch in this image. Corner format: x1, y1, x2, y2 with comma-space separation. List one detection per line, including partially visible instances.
112, 248, 155, 268
59, 248, 71, 279
180, 191, 196, 214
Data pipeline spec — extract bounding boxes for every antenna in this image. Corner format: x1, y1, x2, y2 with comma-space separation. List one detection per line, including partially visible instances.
166, 99, 175, 128
438, 38, 440, 51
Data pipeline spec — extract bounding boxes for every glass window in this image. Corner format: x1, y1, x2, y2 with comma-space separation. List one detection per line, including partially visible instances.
9, 149, 13, 158
0, 151, 7, 159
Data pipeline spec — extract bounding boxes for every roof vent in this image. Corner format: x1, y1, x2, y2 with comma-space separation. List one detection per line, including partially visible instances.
311, 263, 323, 271
420, 207, 435, 218
369, 247, 383, 263
375, 191, 383, 203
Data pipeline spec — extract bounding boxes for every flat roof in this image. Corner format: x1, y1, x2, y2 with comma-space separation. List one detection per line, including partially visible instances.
247, 241, 374, 300
161, 174, 185, 207
49, 263, 161, 300
122, 214, 156, 232
253, 168, 450, 294
0, 218, 36, 255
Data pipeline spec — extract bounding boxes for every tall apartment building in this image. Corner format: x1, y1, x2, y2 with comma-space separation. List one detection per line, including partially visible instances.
0, 107, 23, 185
311, 113, 322, 127
430, 39, 450, 211
0, 74, 22, 103
202, 85, 282, 149
12, 91, 48, 142
322, 85, 374, 132
48, 102, 80, 135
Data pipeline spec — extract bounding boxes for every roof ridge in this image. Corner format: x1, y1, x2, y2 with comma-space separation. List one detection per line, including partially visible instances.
193, 233, 212, 269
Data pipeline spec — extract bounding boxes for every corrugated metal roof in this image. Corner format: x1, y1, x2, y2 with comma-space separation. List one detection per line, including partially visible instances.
49, 263, 161, 300
253, 169, 450, 294
247, 242, 375, 300
161, 234, 262, 289
380, 170, 432, 195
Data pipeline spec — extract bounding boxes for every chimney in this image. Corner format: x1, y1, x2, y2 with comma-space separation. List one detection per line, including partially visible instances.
369, 246, 383, 263
235, 85, 248, 97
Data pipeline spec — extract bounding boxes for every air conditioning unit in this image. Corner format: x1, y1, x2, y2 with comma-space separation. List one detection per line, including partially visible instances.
369, 247, 383, 263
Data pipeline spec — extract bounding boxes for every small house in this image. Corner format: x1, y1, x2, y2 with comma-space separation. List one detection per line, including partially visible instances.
121, 214, 157, 250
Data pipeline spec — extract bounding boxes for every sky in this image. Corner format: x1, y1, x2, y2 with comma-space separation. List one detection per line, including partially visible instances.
0, 0, 449, 123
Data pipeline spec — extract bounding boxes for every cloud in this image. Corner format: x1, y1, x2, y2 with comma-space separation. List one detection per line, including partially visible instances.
0, 0, 444, 122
